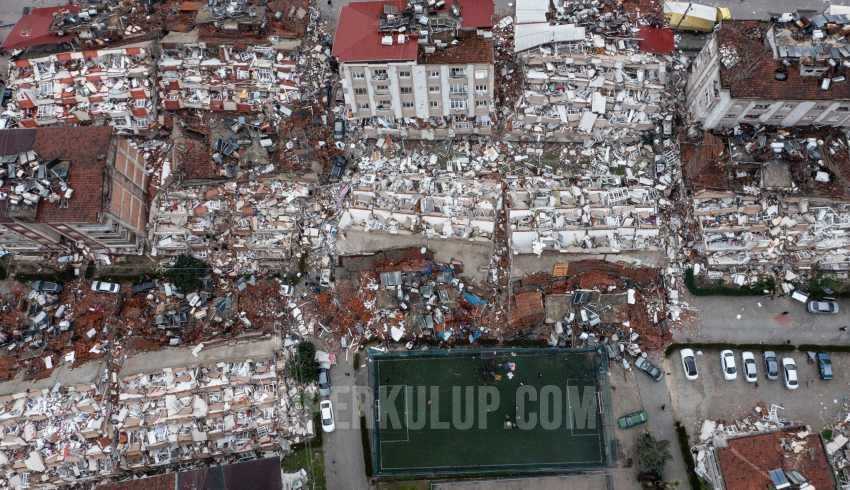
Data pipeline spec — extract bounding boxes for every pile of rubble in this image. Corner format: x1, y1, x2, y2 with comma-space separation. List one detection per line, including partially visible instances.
5, 45, 156, 133
0, 149, 74, 215
0, 383, 113, 488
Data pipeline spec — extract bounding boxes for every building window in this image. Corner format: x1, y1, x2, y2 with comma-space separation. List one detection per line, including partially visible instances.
360, 103, 370, 111
354, 88, 367, 96
430, 70, 440, 78
814, 104, 829, 110
429, 86, 440, 93
352, 71, 365, 80
376, 84, 388, 92
836, 106, 850, 112
430, 100, 439, 108
450, 83, 466, 95
475, 100, 488, 107
752, 104, 770, 110
398, 70, 411, 78
475, 84, 487, 93
450, 67, 465, 78
402, 101, 414, 108
372, 69, 388, 80
450, 99, 466, 110
376, 99, 391, 109
400, 87, 412, 94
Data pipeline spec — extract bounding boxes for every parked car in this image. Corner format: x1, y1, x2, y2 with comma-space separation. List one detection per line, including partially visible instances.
90, 281, 120, 294
318, 367, 331, 397
635, 356, 663, 382
782, 357, 799, 390
720, 349, 737, 381
330, 155, 348, 181
742, 351, 757, 383
817, 352, 833, 380
333, 118, 346, 140
31, 280, 63, 294
320, 400, 335, 433
807, 299, 839, 314
131, 280, 156, 295
617, 410, 648, 429
680, 349, 698, 380
763, 351, 779, 380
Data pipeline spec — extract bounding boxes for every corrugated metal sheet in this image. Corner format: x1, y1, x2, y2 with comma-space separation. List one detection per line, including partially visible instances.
514, 23, 586, 53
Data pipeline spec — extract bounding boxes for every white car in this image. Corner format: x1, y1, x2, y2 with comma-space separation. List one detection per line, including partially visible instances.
720, 349, 737, 381
782, 357, 799, 390
90, 281, 120, 294
320, 400, 335, 433
741, 351, 757, 383
680, 348, 698, 380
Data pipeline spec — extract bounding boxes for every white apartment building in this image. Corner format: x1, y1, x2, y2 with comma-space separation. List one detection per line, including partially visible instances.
687, 16, 850, 129
333, 0, 495, 128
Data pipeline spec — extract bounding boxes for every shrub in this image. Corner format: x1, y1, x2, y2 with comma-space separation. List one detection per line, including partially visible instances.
163, 255, 209, 292
684, 268, 774, 296
289, 341, 319, 383
636, 433, 671, 482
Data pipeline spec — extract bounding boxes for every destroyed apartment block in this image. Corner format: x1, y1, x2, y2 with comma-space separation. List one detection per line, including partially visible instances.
688, 9, 850, 130
339, 173, 499, 242
158, 40, 300, 114
333, 0, 497, 138
683, 129, 850, 279
508, 176, 662, 255
147, 180, 309, 273
0, 127, 148, 256
115, 359, 297, 470
193, 0, 309, 47
0, 384, 114, 489
509, 0, 674, 142
5, 44, 156, 133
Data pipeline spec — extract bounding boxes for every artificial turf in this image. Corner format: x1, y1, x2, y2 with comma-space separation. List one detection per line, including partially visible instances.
370, 348, 608, 476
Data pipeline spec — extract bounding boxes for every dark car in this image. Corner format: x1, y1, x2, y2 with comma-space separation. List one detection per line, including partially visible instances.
330, 155, 348, 180
817, 352, 833, 380
318, 368, 331, 397
634, 356, 663, 382
333, 118, 346, 140
763, 351, 779, 380
131, 281, 157, 295
31, 280, 63, 294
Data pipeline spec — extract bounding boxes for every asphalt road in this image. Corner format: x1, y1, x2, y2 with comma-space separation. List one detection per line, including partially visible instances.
322, 351, 371, 490
677, 293, 850, 345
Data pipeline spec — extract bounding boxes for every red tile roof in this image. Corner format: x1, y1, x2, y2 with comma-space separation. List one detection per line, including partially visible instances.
332, 0, 494, 63
0, 127, 112, 224
716, 429, 834, 490
718, 21, 850, 101
1, 5, 80, 51
638, 27, 674, 55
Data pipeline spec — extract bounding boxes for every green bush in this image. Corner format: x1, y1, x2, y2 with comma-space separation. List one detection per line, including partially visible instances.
684, 268, 774, 296
289, 341, 320, 383
163, 255, 209, 292
807, 273, 850, 299
636, 433, 671, 482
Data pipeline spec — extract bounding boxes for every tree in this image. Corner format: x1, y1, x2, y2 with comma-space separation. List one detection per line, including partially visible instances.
289, 341, 319, 383
163, 255, 209, 292
637, 433, 672, 484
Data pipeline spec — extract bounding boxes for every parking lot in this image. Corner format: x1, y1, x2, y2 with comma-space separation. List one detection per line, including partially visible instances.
666, 348, 850, 437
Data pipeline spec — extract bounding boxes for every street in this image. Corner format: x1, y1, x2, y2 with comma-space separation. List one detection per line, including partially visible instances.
677, 293, 850, 345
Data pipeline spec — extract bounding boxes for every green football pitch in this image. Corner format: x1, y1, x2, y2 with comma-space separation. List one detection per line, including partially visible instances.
369, 348, 611, 476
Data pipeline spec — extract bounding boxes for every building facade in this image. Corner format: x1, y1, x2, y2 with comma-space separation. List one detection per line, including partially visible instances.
688, 18, 850, 129
333, 0, 495, 129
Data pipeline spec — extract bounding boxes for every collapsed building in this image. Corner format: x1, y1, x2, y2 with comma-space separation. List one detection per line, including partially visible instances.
682, 128, 850, 282
508, 0, 674, 142
333, 0, 496, 137
688, 9, 850, 129
0, 127, 148, 256
4, 44, 157, 133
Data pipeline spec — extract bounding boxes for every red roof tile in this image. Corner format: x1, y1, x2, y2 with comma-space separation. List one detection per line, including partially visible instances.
718, 21, 850, 101
0, 127, 112, 224
1, 5, 79, 51
332, 0, 493, 63
716, 429, 834, 490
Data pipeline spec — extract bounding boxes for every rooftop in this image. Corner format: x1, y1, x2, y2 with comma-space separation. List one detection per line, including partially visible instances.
1, 5, 79, 51
332, 0, 494, 63
717, 19, 850, 100
716, 428, 834, 490
0, 127, 112, 224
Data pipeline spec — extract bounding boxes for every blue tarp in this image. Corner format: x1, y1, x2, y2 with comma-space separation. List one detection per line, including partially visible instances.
463, 292, 488, 306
